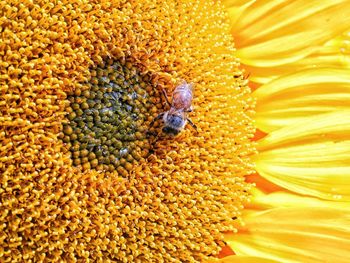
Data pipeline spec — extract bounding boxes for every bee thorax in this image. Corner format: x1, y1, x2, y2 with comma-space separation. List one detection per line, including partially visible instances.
162, 112, 187, 135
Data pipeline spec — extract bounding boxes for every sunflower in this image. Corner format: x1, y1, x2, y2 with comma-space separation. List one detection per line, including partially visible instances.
1, 0, 349, 262
1, 0, 254, 262
220, 0, 350, 262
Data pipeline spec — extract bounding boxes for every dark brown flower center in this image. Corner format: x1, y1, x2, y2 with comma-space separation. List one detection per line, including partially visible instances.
61, 59, 160, 174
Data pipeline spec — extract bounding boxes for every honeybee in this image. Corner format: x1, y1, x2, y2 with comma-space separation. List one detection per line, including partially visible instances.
150, 80, 197, 136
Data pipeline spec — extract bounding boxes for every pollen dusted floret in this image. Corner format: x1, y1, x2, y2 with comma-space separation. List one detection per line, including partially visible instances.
0, 0, 255, 262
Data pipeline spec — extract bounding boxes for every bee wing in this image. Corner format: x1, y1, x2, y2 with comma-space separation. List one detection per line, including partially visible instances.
187, 82, 194, 91
178, 79, 188, 86
177, 79, 194, 91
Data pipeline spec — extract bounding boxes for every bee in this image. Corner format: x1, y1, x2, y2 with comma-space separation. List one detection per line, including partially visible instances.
150, 80, 197, 136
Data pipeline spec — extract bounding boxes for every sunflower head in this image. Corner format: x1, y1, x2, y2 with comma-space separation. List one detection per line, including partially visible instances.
0, 0, 255, 261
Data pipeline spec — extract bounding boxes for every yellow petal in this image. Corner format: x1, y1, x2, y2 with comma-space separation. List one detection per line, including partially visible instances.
226, 206, 350, 263
237, 32, 321, 67
254, 68, 350, 132
223, 0, 255, 27
249, 188, 350, 211
244, 46, 350, 84
256, 142, 350, 201
327, 31, 350, 55
256, 112, 350, 201
222, 0, 254, 7
214, 255, 280, 263
258, 111, 350, 150
230, 0, 350, 67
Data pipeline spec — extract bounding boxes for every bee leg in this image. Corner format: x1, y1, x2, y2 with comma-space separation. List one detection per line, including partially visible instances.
185, 106, 193, 112
161, 89, 172, 107
148, 130, 163, 154
149, 112, 164, 127
147, 112, 165, 137
152, 131, 161, 144
146, 130, 157, 137
187, 118, 198, 133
